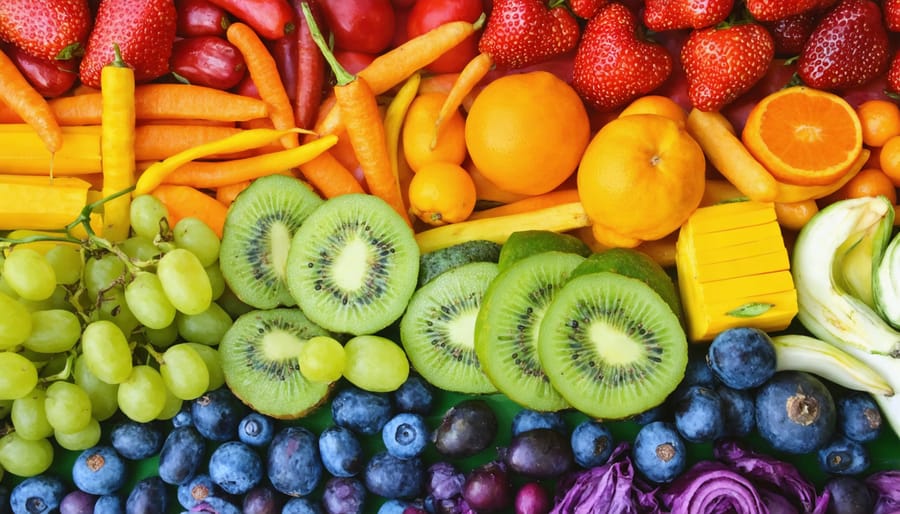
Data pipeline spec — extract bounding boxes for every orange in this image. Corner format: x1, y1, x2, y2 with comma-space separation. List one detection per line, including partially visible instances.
618, 95, 687, 127
577, 113, 706, 248
742, 86, 863, 186
827, 168, 898, 205
464, 71, 590, 196
402, 92, 467, 173
408, 161, 477, 226
879, 134, 900, 186
856, 99, 900, 148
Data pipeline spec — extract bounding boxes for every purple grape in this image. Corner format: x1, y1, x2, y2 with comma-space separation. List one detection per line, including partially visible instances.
514, 483, 550, 514
432, 400, 497, 458
60, 490, 98, 514
243, 485, 284, 514
502, 428, 574, 479
461, 461, 511, 513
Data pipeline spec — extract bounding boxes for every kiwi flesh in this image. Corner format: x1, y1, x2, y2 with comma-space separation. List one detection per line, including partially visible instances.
418, 240, 502, 287
538, 272, 688, 420
219, 175, 323, 310
498, 230, 591, 271
400, 261, 499, 394
475, 251, 586, 412
218, 308, 332, 419
285, 194, 419, 336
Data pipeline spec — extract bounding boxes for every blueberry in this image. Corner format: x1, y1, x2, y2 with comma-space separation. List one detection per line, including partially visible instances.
716, 385, 755, 437
267, 426, 323, 497
158, 425, 206, 485
707, 327, 777, 390
72, 446, 127, 496
510, 409, 567, 437
238, 412, 276, 447
382, 413, 429, 459
673, 385, 724, 443
93, 495, 124, 514
319, 425, 365, 477
10, 475, 66, 514
817, 437, 871, 475
323, 477, 367, 514
109, 421, 163, 460
392, 376, 435, 415
282, 498, 324, 514
177, 474, 217, 509
632, 421, 687, 484
332, 386, 394, 436
191, 497, 242, 514
837, 392, 883, 443
59, 489, 97, 514
125, 476, 169, 514
824, 476, 874, 514
376, 499, 414, 514
755, 371, 836, 454
242, 485, 284, 514
629, 404, 667, 425
364, 451, 425, 499
191, 387, 248, 441
671, 349, 717, 400
570, 419, 614, 468
171, 407, 192, 428
208, 440, 264, 495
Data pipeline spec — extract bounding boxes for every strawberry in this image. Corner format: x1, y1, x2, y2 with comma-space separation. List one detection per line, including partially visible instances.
79, 0, 177, 88
762, 12, 820, 57
746, 0, 837, 22
887, 49, 900, 95
572, 3, 672, 112
642, 0, 734, 32
478, 0, 581, 70
0, 0, 91, 61
884, 0, 900, 31
797, 0, 890, 91
569, 0, 608, 20
680, 22, 774, 112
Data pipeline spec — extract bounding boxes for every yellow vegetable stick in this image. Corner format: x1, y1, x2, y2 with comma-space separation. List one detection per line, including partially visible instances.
0, 124, 101, 175
0, 175, 91, 231
100, 45, 137, 242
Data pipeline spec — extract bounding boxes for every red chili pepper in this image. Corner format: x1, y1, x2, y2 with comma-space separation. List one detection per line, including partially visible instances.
291, 0, 326, 129
269, 33, 298, 102
4, 44, 78, 98
170, 35, 247, 90
175, 0, 232, 37
206, 0, 296, 40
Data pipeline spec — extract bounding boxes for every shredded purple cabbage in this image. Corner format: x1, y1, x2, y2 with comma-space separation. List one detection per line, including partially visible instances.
866, 470, 900, 514
426, 462, 466, 501
659, 460, 767, 513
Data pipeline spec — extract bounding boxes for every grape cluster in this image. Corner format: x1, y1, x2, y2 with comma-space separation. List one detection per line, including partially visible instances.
0, 195, 232, 478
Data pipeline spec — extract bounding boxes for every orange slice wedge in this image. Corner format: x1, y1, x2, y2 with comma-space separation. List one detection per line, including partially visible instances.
742, 86, 863, 186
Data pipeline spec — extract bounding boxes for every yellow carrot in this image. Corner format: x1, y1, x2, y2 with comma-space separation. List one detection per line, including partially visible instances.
100, 45, 137, 242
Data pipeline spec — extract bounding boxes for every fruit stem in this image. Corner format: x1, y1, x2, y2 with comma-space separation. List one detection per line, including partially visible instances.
39, 351, 76, 384
300, 2, 354, 86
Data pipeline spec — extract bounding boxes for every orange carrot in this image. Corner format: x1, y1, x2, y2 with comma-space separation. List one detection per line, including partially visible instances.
433, 52, 493, 145
150, 184, 228, 238
216, 180, 251, 206
226, 22, 298, 149
134, 125, 250, 161
468, 189, 580, 220
297, 151, 365, 198
0, 49, 62, 153
138, 118, 236, 127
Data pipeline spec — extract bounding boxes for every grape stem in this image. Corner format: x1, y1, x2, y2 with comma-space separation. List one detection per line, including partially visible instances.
39, 351, 76, 383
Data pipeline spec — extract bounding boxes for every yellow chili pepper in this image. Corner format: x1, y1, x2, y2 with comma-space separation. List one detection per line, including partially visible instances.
383, 72, 421, 186
0, 124, 101, 175
100, 45, 136, 242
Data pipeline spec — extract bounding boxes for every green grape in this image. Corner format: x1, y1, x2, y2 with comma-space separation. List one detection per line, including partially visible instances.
185, 343, 225, 391
3, 248, 56, 301
0, 432, 53, 477
44, 244, 83, 285
175, 302, 233, 346
205, 263, 225, 301
0, 275, 18, 298
125, 271, 176, 329
0, 399, 12, 418
157, 248, 212, 315
160, 343, 209, 400
83, 253, 127, 300
156, 385, 183, 420
299, 335, 346, 384
143, 323, 179, 349
0, 352, 38, 400
81, 320, 134, 384
118, 365, 166, 422
73, 355, 119, 421
96, 286, 141, 337
10, 387, 53, 441
120, 235, 162, 262
0, 291, 31, 349
18, 284, 71, 313
130, 194, 170, 239
22, 309, 81, 354
173, 217, 221, 268
54, 417, 101, 451
44, 380, 92, 433
217, 287, 255, 319
341, 334, 409, 392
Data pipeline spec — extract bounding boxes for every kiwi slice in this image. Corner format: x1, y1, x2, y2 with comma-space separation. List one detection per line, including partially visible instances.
538, 272, 688, 420
219, 175, 323, 309
498, 230, 591, 271
219, 308, 332, 419
400, 261, 499, 394
475, 251, 586, 412
285, 193, 419, 336
418, 240, 502, 287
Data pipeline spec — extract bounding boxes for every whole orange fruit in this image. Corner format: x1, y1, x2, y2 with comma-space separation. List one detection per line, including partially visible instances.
577, 113, 706, 248
464, 71, 590, 196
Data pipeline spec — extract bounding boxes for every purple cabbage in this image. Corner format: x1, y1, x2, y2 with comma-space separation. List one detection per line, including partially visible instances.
659, 461, 767, 513
426, 462, 466, 501
866, 470, 900, 514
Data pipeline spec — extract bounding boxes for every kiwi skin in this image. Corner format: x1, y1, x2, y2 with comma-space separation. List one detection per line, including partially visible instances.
498, 230, 592, 271
418, 240, 501, 287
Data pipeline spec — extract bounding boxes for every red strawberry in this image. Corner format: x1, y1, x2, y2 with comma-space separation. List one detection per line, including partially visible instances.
79, 0, 177, 88
680, 22, 774, 112
746, 0, 837, 21
642, 0, 734, 31
0, 0, 91, 61
887, 49, 900, 94
478, 0, 581, 70
569, 0, 608, 20
884, 0, 900, 31
797, 0, 890, 91
572, 3, 672, 112
762, 12, 820, 57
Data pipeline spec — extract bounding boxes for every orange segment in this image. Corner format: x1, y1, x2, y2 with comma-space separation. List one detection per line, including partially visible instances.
742, 86, 863, 186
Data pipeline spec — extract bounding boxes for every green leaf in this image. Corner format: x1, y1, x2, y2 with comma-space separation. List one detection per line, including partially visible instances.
726, 302, 774, 318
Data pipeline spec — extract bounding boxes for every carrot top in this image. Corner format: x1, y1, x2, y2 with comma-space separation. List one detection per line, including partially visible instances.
300, 3, 354, 87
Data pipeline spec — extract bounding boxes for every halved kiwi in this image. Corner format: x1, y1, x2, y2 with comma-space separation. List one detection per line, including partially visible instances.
400, 261, 499, 394
219, 175, 323, 309
285, 194, 419, 336
218, 308, 332, 419
538, 272, 688, 420
475, 251, 586, 412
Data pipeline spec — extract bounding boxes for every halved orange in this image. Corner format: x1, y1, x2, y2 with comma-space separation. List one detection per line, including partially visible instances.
741, 86, 863, 186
